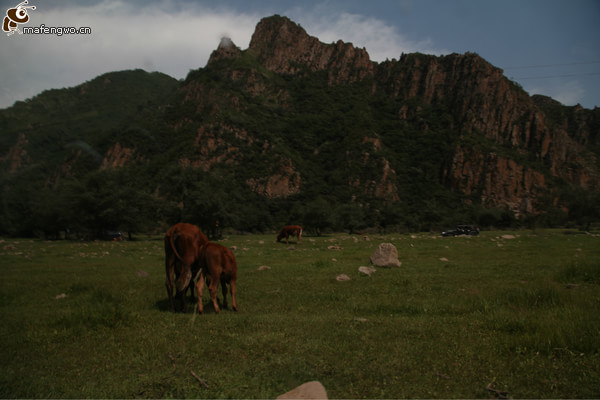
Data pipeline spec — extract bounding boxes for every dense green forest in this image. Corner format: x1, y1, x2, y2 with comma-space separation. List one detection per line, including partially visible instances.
2, 25, 599, 239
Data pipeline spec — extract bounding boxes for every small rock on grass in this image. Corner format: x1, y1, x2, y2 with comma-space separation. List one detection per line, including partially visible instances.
358, 266, 376, 276
277, 381, 328, 399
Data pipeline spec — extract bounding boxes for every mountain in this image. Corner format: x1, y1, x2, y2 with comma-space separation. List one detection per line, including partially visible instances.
1, 15, 599, 237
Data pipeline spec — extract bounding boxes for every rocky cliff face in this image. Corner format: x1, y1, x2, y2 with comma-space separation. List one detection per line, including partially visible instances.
443, 146, 548, 217
204, 15, 600, 216
376, 52, 600, 212
246, 157, 301, 198
179, 15, 599, 217
101, 142, 138, 170
247, 15, 375, 84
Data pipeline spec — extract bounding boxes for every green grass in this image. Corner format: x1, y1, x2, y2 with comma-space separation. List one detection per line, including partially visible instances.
1, 230, 599, 398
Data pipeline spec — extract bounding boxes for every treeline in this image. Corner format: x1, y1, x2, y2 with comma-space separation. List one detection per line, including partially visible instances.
2, 164, 597, 240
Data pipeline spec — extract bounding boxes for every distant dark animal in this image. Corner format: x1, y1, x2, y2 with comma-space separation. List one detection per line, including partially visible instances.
164, 222, 208, 312
277, 225, 303, 244
195, 242, 238, 314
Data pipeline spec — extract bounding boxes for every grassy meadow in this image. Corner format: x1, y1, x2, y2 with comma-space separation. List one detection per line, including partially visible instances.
1, 229, 599, 398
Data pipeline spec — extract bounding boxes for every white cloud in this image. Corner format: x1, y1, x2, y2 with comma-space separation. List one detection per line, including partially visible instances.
1, 1, 447, 108
0, 0, 259, 108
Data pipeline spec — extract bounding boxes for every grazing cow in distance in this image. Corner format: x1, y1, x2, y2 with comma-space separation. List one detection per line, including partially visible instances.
195, 242, 238, 314
277, 225, 303, 244
164, 222, 208, 312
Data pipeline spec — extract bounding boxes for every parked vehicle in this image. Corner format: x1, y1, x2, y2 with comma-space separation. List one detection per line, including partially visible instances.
441, 225, 480, 237
105, 231, 126, 241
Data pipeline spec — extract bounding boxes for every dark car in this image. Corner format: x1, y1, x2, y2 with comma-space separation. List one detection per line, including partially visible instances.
441, 225, 480, 237
105, 231, 126, 241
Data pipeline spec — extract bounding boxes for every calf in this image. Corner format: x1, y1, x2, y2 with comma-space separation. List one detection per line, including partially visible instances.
195, 242, 238, 314
164, 222, 208, 312
277, 225, 303, 244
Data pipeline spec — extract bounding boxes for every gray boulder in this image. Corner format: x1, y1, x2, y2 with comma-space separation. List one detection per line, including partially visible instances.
370, 243, 401, 268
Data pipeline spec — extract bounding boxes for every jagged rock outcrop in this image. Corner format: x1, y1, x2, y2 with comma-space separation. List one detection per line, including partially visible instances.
171, 15, 600, 215
248, 15, 375, 83
101, 142, 138, 169
374, 51, 599, 215
207, 37, 242, 64
246, 157, 301, 198
179, 125, 243, 171
443, 146, 548, 217
243, 16, 598, 214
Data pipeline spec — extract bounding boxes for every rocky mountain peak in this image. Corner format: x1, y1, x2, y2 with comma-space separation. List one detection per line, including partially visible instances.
248, 15, 374, 82
207, 36, 242, 65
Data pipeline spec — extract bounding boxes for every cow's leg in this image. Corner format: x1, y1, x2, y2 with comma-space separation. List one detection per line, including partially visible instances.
188, 263, 200, 301
165, 259, 176, 312
176, 250, 198, 311
175, 275, 186, 312
230, 279, 238, 312
208, 275, 221, 313
195, 272, 205, 314
165, 242, 178, 312
220, 277, 228, 309
187, 280, 195, 301
175, 265, 193, 312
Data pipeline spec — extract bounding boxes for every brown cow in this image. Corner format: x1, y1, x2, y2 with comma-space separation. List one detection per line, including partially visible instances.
195, 242, 238, 314
277, 225, 303, 244
164, 222, 208, 312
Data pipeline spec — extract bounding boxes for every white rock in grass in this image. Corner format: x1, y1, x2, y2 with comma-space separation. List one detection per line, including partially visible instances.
358, 266, 376, 276
277, 381, 328, 399
336, 274, 351, 282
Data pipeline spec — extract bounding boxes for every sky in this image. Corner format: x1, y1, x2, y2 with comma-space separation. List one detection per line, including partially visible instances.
1, 0, 599, 110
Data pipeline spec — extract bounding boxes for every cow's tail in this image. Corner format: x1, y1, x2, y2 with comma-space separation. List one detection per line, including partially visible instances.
169, 229, 192, 292
169, 229, 185, 264
176, 268, 192, 293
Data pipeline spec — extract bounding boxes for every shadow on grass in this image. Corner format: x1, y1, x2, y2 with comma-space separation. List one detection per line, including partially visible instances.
154, 297, 226, 314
